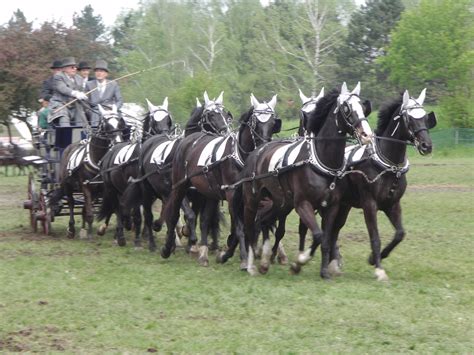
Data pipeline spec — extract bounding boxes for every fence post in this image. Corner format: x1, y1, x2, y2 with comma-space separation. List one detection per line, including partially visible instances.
454, 129, 459, 145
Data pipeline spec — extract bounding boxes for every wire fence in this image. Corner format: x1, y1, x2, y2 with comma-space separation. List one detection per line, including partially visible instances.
430, 128, 474, 148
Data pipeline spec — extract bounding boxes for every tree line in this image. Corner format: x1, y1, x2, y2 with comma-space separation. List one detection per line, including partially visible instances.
0, 0, 472, 129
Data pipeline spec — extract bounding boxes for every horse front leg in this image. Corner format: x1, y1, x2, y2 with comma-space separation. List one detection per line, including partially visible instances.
270, 215, 289, 265
290, 200, 324, 277
374, 202, 405, 263
66, 189, 76, 238
142, 193, 156, 252
160, 185, 187, 259
180, 196, 198, 253
362, 200, 388, 281
82, 185, 94, 240
197, 200, 219, 267
324, 204, 351, 277
132, 207, 142, 248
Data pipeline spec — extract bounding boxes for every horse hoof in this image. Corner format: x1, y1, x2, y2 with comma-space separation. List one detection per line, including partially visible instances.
97, 224, 107, 236
215, 252, 225, 264
375, 268, 389, 282
368, 254, 375, 266
278, 255, 289, 266
152, 220, 162, 232
240, 261, 248, 271
79, 229, 88, 240
247, 266, 258, 276
188, 245, 199, 256
117, 237, 126, 247
67, 228, 75, 239
160, 247, 171, 259
258, 264, 269, 275
328, 259, 343, 277
289, 262, 301, 275
198, 257, 209, 267
181, 225, 190, 237
320, 270, 332, 280
149, 244, 157, 253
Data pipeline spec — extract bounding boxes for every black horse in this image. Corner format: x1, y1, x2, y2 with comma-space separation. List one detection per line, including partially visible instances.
122, 92, 233, 253
161, 93, 281, 268
231, 83, 373, 277
295, 89, 436, 281
51, 105, 125, 239
97, 98, 173, 247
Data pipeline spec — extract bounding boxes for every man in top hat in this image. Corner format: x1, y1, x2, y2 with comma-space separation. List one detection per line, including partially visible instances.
77, 61, 92, 90
39, 59, 62, 102
47, 56, 88, 127
86, 59, 123, 127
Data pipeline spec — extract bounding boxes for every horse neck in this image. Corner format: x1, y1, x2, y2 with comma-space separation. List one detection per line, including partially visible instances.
237, 125, 256, 160
89, 135, 110, 163
314, 112, 346, 170
377, 114, 408, 165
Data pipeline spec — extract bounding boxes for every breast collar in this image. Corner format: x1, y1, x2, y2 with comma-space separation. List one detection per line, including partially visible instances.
370, 138, 410, 175
307, 133, 347, 177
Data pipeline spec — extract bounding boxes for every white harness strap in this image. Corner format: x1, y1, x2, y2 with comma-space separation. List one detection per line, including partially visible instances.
114, 143, 137, 165
197, 136, 231, 167
150, 139, 179, 165
67, 145, 86, 172
344, 145, 367, 164
268, 140, 305, 172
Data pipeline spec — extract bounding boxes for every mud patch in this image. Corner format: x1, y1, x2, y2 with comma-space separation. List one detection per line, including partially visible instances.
0, 326, 69, 352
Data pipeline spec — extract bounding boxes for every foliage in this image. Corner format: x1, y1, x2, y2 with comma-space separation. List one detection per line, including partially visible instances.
73, 5, 106, 42
336, 0, 404, 105
382, 0, 473, 127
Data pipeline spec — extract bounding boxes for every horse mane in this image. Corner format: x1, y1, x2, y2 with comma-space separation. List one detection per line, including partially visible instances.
376, 95, 403, 135
184, 106, 205, 135
306, 88, 340, 135
239, 107, 253, 126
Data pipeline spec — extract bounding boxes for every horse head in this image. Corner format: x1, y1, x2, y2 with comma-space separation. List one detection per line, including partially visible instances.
335, 82, 373, 145
240, 93, 280, 148
201, 91, 232, 135
146, 97, 173, 135
98, 104, 124, 144
399, 89, 436, 155
298, 87, 325, 136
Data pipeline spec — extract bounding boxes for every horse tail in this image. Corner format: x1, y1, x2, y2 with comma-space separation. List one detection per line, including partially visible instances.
97, 186, 117, 222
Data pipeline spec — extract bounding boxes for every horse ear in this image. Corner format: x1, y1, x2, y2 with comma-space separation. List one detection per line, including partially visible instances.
216, 91, 224, 105
250, 93, 259, 108
203, 91, 210, 105
272, 118, 282, 134
162, 97, 169, 110
146, 98, 156, 112
196, 97, 202, 108
341, 82, 349, 95
427, 111, 437, 129
316, 87, 325, 101
351, 81, 361, 96
418, 88, 427, 105
363, 100, 372, 117
268, 94, 277, 110
299, 89, 309, 104
98, 104, 106, 116
402, 90, 410, 108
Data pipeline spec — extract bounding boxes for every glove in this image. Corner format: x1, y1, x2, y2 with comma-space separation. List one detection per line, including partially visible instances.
71, 90, 88, 101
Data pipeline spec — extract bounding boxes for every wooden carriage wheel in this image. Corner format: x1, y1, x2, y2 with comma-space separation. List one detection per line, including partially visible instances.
24, 172, 39, 233
37, 191, 52, 235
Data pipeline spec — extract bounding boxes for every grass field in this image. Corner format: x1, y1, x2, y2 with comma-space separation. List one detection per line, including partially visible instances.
0, 149, 473, 353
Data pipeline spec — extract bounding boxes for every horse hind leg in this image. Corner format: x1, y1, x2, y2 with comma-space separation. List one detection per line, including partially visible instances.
374, 202, 405, 263
66, 190, 76, 238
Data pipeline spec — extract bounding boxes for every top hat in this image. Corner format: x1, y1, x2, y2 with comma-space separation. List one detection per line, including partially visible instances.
61, 57, 77, 67
77, 61, 91, 70
94, 59, 109, 72
50, 60, 62, 69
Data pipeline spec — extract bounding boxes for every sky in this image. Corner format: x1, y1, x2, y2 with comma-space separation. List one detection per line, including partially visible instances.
1, 0, 142, 28
1, 0, 366, 28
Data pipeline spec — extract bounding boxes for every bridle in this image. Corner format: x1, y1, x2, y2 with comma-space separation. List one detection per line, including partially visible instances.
334, 94, 369, 144
244, 104, 276, 149
199, 104, 232, 135
148, 108, 172, 135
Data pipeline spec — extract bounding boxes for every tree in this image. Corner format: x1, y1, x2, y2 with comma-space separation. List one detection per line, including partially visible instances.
336, 0, 404, 105
382, 0, 473, 127
73, 5, 106, 42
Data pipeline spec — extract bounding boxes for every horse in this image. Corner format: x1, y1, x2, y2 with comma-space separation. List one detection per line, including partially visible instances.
295, 89, 436, 281
50, 105, 125, 239
230, 83, 373, 277
121, 91, 233, 253
97, 98, 172, 247
160, 93, 281, 268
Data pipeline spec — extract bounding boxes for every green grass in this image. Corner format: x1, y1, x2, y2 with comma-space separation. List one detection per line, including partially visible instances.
0, 153, 473, 353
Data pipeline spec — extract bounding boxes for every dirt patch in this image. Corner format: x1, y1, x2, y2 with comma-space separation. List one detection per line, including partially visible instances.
0, 326, 70, 352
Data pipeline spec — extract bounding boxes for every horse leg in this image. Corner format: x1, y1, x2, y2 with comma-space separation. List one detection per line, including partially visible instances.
97, 212, 111, 236
244, 202, 259, 276
259, 225, 272, 274
180, 197, 198, 253
142, 193, 156, 252
290, 200, 324, 277
326, 204, 351, 277
298, 217, 309, 258
115, 206, 126, 247
132, 206, 142, 248
271, 215, 289, 265
160, 185, 187, 259
362, 200, 388, 281
66, 189, 76, 238
197, 200, 218, 267
82, 185, 94, 240
373, 202, 405, 263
